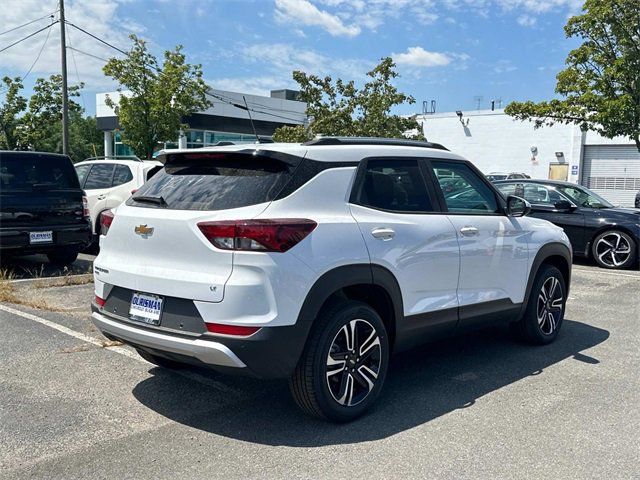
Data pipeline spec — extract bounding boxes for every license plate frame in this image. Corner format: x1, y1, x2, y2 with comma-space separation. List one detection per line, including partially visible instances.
129, 292, 164, 326
29, 231, 53, 244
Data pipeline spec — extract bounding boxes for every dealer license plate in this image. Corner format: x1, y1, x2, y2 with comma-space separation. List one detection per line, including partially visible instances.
29, 231, 53, 244
129, 292, 164, 325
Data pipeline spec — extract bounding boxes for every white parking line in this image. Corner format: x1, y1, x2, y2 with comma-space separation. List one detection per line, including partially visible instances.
0, 304, 241, 395
572, 267, 640, 279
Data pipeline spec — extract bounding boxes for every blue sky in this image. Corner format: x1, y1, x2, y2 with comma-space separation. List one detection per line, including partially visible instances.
1, 0, 584, 117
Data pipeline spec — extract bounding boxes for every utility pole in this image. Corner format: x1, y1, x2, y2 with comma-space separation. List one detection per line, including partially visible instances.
59, 0, 69, 155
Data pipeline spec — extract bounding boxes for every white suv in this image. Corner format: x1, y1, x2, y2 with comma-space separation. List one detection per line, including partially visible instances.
91, 138, 572, 422
75, 156, 162, 239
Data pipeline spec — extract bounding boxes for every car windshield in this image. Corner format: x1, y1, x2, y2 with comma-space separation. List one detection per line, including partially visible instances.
556, 185, 613, 209
487, 174, 507, 181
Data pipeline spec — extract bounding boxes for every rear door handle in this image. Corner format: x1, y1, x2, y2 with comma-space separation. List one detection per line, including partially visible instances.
371, 228, 395, 240
459, 226, 479, 237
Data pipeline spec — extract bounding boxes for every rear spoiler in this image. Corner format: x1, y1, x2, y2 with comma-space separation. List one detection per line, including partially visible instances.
157, 149, 306, 168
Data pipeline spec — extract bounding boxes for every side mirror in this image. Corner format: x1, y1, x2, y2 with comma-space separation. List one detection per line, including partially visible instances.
506, 195, 531, 217
554, 199, 577, 212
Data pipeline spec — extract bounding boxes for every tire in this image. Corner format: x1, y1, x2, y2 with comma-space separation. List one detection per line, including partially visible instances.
136, 348, 186, 369
289, 300, 390, 422
47, 248, 79, 266
591, 230, 637, 269
512, 264, 566, 345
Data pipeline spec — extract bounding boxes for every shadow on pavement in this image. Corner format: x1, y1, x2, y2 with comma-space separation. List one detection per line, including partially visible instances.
0, 253, 94, 280
133, 319, 609, 446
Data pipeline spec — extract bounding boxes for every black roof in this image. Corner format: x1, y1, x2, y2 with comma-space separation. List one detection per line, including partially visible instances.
303, 137, 449, 151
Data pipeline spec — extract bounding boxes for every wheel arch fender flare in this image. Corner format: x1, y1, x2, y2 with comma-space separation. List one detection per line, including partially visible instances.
519, 242, 572, 320
294, 263, 404, 350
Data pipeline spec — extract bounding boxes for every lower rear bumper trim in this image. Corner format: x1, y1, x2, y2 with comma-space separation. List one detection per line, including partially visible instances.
91, 311, 246, 368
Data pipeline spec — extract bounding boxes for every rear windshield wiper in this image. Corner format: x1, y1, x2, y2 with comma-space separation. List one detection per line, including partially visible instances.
133, 195, 167, 206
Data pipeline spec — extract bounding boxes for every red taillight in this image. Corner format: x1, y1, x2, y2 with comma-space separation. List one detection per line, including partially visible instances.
100, 210, 114, 236
95, 295, 106, 308
197, 219, 317, 252
205, 322, 261, 336
82, 196, 90, 218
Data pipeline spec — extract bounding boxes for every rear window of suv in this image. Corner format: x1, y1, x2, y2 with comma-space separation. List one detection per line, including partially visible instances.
128, 152, 293, 211
0, 152, 79, 190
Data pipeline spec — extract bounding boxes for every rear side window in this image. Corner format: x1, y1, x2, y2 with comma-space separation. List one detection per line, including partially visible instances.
84, 164, 115, 189
354, 159, 433, 212
128, 153, 293, 211
431, 161, 499, 214
112, 165, 133, 186
75, 164, 91, 187
0, 152, 79, 190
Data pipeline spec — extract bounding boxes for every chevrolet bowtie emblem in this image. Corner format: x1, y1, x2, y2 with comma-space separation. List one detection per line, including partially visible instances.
134, 224, 154, 237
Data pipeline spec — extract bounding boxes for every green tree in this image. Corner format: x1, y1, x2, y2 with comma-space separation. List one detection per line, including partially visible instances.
18, 74, 83, 152
273, 57, 423, 142
0, 76, 27, 150
505, 0, 640, 151
103, 34, 211, 159
14, 75, 101, 161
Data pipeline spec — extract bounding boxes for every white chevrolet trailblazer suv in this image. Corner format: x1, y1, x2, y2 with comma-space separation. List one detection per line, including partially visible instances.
75, 156, 162, 240
91, 138, 572, 422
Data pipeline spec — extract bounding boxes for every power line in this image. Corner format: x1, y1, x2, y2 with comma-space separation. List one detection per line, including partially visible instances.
0, 22, 57, 54
66, 46, 109, 63
0, 11, 57, 37
66, 27, 86, 112
21, 18, 56, 83
65, 21, 128, 56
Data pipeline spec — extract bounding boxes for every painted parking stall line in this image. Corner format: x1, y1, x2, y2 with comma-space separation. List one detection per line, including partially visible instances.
0, 304, 241, 395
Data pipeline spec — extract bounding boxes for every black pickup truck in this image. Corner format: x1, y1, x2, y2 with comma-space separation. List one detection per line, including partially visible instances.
0, 151, 92, 265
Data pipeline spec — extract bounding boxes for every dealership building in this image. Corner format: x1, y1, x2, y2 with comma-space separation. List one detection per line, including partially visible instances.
96, 88, 306, 156
418, 109, 640, 207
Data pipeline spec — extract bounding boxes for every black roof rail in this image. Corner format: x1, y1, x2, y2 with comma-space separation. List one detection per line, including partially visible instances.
302, 136, 449, 151
82, 155, 144, 162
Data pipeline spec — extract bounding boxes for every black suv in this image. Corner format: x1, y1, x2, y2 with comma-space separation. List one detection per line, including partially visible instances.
0, 151, 92, 265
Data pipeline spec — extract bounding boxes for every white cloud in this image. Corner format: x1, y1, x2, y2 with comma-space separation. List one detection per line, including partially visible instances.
271, 0, 583, 36
208, 43, 372, 97
274, 0, 361, 37
393, 46, 452, 67
517, 14, 537, 26
0, 0, 136, 92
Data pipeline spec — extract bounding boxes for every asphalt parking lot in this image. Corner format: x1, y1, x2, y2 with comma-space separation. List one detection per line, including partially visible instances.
0, 263, 638, 479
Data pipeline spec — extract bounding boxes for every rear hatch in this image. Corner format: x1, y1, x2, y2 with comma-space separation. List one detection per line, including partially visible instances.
0, 152, 85, 228
95, 149, 304, 303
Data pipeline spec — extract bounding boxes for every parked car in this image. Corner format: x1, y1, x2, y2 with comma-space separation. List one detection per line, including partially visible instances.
0, 151, 92, 265
91, 137, 572, 421
495, 180, 640, 269
487, 172, 530, 182
74, 156, 162, 240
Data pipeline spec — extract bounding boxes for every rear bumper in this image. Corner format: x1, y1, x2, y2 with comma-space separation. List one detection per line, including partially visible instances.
91, 308, 247, 369
91, 302, 310, 378
0, 223, 92, 252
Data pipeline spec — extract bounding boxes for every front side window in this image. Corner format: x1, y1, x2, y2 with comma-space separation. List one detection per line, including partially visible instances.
431, 161, 499, 214
355, 159, 433, 213
556, 185, 612, 209
112, 165, 133, 186
84, 164, 115, 190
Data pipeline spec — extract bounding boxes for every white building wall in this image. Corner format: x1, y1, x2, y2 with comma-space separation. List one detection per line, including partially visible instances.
418, 110, 580, 182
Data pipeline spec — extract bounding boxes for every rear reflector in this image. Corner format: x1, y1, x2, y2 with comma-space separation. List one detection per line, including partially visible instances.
205, 323, 261, 336
82, 196, 90, 218
100, 210, 114, 236
197, 219, 317, 252
95, 295, 106, 307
